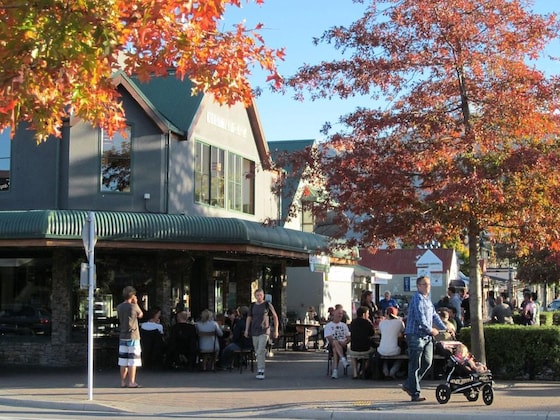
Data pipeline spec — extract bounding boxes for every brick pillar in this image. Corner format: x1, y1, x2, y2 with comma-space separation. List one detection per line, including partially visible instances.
51, 249, 72, 345
235, 261, 256, 305
156, 253, 172, 323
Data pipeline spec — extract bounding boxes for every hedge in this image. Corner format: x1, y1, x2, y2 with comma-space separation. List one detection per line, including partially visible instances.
458, 324, 560, 380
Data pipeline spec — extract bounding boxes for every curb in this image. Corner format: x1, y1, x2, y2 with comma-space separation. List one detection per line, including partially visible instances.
0, 396, 126, 413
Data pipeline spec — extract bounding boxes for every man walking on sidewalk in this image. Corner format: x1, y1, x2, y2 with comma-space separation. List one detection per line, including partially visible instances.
245, 288, 279, 380
402, 275, 453, 402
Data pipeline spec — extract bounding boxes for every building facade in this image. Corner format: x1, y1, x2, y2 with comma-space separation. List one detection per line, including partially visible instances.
359, 248, 464, 304
0, 72, 331, 367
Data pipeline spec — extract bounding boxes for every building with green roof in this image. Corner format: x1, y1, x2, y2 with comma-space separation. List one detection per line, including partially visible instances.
0, 72, 339, 367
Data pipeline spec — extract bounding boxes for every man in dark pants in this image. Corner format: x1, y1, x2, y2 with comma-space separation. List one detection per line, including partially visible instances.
402, 276, 453, 402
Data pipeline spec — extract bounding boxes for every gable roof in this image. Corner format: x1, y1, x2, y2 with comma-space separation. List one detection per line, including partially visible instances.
112, 71, 188, 137
114, 70, 272, 168
129, 71, 203, 135
359, 248, 457, 275
269, 139, 316, 223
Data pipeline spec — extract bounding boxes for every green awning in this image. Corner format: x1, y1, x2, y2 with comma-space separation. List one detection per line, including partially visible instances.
0, 210, 329, 257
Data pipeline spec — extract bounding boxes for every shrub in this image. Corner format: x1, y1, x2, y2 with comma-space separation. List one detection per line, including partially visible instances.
459, 325, 560, 380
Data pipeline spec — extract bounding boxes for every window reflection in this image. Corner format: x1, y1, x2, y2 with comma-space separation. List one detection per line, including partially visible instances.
100, 127, 131, 192
0, 129, 11, 191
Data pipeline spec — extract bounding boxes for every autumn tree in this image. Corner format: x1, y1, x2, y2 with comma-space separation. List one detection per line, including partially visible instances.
0, 0, 284, 141
286, 0, 560, 362
514, 247, 560, 301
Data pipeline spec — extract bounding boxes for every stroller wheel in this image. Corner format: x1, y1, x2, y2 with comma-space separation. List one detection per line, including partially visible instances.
436, 384, 451, 404
482, 384, 494, 405
465, 389, 479, 402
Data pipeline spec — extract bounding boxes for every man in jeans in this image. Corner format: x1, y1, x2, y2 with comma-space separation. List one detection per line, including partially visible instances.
402, 275, 453, 402
244, 288, 278, 380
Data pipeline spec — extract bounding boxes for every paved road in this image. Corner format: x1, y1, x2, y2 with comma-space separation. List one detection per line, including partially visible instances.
0, 350, 559, 419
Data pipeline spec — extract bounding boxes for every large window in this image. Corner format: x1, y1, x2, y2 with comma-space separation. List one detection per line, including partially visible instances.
195, 141, 255, 214
100, 127, 131, 192
301, 204, 315, 233
0, 129, 11, 191
0, 258, 52, 339
228, 153, 255, 213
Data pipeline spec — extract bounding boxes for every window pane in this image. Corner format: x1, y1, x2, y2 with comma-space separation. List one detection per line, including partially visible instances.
0, 129, 11, 191
195, 142, 254, 214
100, 127, 131, 192
243, 159, 255, 214
210, 148, 224, 207
227, 154, 242, 211
194, 142, 210, 204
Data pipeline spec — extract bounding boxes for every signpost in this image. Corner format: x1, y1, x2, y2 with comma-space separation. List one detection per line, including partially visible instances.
82, 212, 96, 401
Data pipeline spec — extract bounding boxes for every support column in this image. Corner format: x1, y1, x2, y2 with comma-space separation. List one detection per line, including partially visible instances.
51, 249, 73, 366
51, 249, 72, 344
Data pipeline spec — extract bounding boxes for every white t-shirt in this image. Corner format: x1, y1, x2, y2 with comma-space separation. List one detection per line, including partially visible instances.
141, 321, 164, 335
324, 321, 350, 342
377, 317, 404, 356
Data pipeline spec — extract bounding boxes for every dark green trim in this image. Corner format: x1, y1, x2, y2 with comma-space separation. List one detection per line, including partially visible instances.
0, 210, 328, 254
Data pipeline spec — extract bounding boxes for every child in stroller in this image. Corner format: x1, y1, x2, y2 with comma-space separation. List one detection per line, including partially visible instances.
435, 341, 494, 405
454, 343, 488, 373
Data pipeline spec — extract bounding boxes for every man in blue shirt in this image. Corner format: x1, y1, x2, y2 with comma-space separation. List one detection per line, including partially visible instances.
402, 276, 453, 402
379, 290, 399, 313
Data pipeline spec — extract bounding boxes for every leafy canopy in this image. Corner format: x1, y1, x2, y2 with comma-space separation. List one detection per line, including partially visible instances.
288, 0, 560, 254
284, 0, 560, 361
0, 0, 284, 141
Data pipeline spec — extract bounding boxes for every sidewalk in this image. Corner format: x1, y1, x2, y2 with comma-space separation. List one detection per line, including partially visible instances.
1, 350, 559, 419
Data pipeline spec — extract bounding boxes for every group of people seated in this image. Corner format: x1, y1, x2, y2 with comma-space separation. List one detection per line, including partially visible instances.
325, 289, 488, 380
325, 301, 406, 380
139, 304, 254, 371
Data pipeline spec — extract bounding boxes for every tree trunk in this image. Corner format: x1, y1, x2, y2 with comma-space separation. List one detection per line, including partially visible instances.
468, 226, 486, 363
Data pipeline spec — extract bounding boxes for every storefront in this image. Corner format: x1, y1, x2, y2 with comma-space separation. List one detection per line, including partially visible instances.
0, 210, 328, 367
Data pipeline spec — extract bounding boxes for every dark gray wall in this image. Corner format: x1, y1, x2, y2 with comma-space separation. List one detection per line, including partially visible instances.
0, 123, 61, 210
66, 88, 166, 212
0, 88, 168, 213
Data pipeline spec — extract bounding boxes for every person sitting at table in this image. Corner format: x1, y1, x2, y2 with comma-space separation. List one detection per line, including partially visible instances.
348, 306, 375, 379
296, 306, 320, 350
167, 310, 197, 370
335, 303, 351, 324
324, 307, 351, 379
379, 290, 399, 313
377, 306, 405, 379
196, 309, 223, 363
225, 308, 238, 329
220, 306, 253, 369
373, 310, 385, 335
214, 312, 231, 355
140, 307, 166, 369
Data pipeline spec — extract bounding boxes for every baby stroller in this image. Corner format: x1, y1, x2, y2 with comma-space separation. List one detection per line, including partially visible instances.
434, 341, 494, 405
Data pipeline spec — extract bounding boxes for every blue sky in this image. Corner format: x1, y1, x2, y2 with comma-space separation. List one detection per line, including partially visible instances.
224, 0, 560, 143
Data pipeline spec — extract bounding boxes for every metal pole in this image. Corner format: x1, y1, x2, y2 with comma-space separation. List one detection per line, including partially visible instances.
87, 211, 95, 401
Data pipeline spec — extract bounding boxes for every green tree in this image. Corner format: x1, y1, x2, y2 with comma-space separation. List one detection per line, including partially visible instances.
516, 248, 560, 287
287, 0, 560, 362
